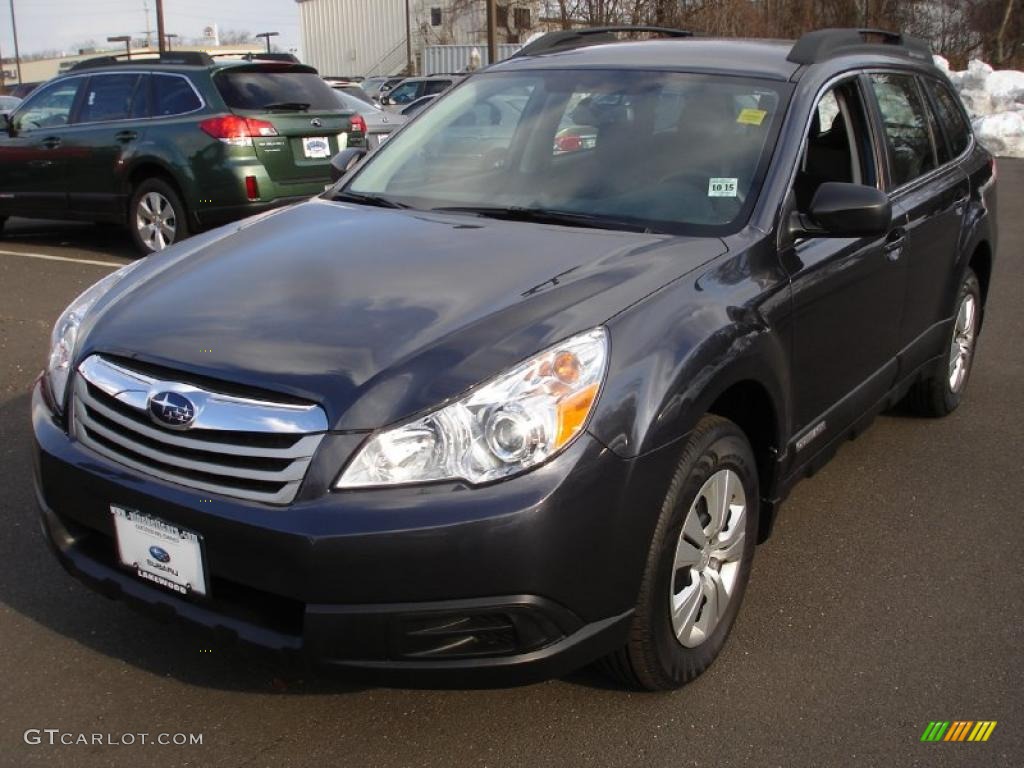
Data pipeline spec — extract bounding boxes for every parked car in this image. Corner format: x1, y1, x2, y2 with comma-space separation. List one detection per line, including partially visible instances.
359, 75, 391, 100
379, 75, 463, 109
6, 81, 42, 99
0, 94, 20, 114
374, 75, 409, 102
333, 89, 406, 148
400, 94, 437, 117
325, 79, 376, 105
0, 53, 358, 254
33, 28, 995, 690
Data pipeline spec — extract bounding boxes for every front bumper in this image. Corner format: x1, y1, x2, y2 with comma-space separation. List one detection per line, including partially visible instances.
32, 381, 676, 684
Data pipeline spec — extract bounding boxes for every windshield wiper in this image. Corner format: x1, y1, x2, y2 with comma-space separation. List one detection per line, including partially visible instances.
430, 205, 653, 233
332, 190, 410, 209
262, 101, 310, 111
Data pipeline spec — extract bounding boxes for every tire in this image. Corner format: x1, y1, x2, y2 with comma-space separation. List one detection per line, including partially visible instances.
601, 415, 759, 691
903, 269, 982, 417
129, 177, 189, 255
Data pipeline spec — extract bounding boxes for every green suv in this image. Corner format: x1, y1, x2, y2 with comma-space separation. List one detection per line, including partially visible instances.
0, 52, 360, 254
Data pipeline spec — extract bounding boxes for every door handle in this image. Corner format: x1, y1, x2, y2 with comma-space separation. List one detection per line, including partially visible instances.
41, 136, 61, 150
115, 130, 138, 143
884, 227, 906, 262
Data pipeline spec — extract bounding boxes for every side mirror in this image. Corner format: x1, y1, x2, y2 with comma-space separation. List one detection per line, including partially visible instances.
330, 147, 367, 182
789, 182, 892, 239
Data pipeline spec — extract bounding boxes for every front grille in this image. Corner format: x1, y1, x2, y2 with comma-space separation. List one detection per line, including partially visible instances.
72, 355, 327, 504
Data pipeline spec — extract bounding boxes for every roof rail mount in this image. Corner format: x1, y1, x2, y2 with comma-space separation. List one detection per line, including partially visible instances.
514, 26, 695, 58
69, 51, 214, 71
787, 27, 932, 65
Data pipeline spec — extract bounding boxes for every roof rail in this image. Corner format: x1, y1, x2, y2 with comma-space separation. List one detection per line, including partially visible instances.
513, 26, 695, 58
69, 51, 214, 71
787, 28, 932, 65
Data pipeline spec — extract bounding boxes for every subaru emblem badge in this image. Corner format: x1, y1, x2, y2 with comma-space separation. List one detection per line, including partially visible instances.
148, 391, 197, 430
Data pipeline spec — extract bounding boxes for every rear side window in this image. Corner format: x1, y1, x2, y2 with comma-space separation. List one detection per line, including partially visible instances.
79, 74, 142, 123
868, 73, 937, 187
926, 79, 972, 157
153, 75, 201, 116
423, 80, 451, 96
215, 70, 339, 111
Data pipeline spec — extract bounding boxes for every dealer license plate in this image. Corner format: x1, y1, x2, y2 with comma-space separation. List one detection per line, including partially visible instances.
111, 506, 207, 596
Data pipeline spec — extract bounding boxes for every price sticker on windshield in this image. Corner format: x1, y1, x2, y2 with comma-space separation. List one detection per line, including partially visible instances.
708, 178, 738, 197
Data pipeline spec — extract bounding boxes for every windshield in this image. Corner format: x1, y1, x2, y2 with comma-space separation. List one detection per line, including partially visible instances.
334, 89, 381, 116
344, 70, 789, 235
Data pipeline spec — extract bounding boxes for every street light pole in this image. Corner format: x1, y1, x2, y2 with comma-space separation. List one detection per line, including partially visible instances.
9, 0, 23, 84
108, 36, 132, 60
164, 33, 178, 52
256, 32, 279, 53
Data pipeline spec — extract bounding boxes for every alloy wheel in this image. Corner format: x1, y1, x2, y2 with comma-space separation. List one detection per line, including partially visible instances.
948, 292, 977, 394
136, 191, 177, 252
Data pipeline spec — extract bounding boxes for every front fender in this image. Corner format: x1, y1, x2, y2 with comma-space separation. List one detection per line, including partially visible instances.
589, 241, 792, 461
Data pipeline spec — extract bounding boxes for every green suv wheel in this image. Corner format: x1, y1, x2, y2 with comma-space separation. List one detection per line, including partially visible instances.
129, 178, 189, 255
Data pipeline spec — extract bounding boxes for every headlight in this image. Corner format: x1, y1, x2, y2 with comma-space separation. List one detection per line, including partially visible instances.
336, 327, 609, 488
46, 261, 142, 412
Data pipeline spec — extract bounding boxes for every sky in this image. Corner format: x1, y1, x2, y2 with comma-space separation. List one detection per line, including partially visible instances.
1, 0, 302, 59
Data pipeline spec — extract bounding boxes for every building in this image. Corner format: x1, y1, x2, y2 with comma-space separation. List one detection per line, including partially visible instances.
296, 0, 555, 77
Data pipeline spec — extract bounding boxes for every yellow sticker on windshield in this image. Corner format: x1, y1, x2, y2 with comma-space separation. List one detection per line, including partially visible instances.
737, 108, 767, 126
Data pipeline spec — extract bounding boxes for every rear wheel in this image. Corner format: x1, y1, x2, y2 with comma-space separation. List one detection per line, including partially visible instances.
602, 415, 758, 690
903, 269, 982, 417
129, 178, 188, 255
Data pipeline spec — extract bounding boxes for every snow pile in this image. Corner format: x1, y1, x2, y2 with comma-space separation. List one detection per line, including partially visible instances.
935, 55, 1024, 158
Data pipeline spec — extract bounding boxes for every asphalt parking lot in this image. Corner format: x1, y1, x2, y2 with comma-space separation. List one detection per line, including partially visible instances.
1, 163, 1022, 768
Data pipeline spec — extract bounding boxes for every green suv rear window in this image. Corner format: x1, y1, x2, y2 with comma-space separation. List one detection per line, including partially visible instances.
215, 70, 339, 111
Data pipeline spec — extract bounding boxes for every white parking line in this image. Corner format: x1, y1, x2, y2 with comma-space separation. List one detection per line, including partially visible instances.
0, 249, 126, 268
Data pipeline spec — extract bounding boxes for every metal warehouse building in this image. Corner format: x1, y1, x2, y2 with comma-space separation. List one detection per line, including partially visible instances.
295, 0, 547, 77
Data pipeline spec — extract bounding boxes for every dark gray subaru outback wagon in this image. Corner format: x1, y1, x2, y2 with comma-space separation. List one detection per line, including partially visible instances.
33, 27, 996, 690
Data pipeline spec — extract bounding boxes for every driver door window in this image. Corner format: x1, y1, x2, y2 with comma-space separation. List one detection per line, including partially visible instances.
13, 79, 82, 132
793, 81, 876, 211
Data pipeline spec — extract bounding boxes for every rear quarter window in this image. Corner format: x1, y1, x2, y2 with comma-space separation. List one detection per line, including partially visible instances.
926, 78, 972, 157
153, 74, 201, 116
215, 70, 340, 111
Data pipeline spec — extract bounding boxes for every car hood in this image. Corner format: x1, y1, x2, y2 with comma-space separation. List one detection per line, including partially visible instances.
82, 199, 726, 430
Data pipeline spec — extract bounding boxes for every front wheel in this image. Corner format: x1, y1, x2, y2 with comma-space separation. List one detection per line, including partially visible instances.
129, 178, 188, 255
601, 415, 758, 690
903, 269, 982, 417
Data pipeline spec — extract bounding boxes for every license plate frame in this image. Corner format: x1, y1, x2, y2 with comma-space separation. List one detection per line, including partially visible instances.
302, 136, 331, 159
110, 506, 208, 597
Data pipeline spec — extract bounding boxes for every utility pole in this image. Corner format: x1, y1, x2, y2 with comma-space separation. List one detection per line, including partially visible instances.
156, 0, 166, 54
404, 0, 413, 75
0, 34, 5, 91
485, 0, 497, 66
142, 0, 153, 48
9, 0, 22, 84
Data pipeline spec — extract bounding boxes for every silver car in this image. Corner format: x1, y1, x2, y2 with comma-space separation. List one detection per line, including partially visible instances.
332, 89, 407, 148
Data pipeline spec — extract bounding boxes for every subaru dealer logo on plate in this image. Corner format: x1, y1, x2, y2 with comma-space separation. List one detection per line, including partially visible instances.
148, 545, 171, 564
148, 391, 196, 429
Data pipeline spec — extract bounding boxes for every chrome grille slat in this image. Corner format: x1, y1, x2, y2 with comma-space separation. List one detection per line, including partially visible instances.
77, 386, 322, 459
72, 356, 328, 505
